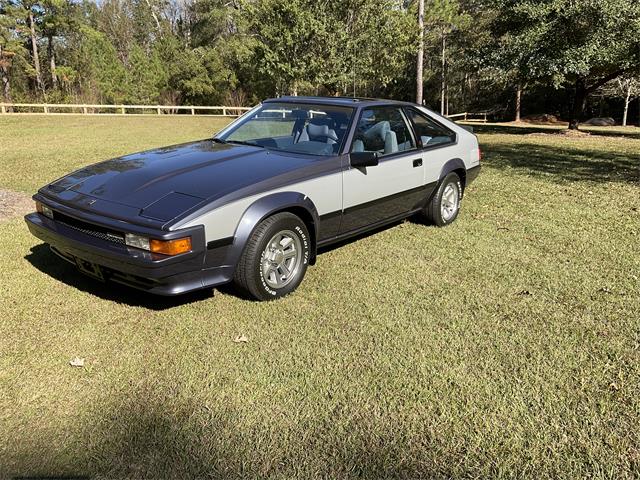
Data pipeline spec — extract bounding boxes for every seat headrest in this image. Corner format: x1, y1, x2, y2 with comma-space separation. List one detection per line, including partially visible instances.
363, 121, 391, 142
307, 123, 330, 138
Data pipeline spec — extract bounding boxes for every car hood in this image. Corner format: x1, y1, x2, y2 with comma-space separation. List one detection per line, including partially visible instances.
41, 140, 335, 225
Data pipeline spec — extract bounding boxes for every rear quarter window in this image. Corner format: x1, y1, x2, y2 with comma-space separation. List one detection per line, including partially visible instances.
406, 109, 456, 148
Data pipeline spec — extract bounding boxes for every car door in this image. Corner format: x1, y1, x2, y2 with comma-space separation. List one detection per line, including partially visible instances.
340, 106, 425, 233
404, 107, 459, 189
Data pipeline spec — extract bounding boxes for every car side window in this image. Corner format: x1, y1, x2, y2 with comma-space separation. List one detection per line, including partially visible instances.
406, 109, 456, 148
350, 107, 416, 156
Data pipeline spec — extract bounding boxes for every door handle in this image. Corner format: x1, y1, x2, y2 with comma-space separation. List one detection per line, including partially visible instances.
413, 158, 423, 167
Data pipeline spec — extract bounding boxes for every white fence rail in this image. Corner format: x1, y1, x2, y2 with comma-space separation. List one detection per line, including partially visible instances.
0, 103, 252, 116
446, 112, 488, 123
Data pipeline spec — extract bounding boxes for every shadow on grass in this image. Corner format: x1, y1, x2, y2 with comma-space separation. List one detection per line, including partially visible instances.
13, 477, 89, 480
472, 123, 640, 140
483, 142, 639, 185
6, 387, 466, 479
24, 244, 214, 310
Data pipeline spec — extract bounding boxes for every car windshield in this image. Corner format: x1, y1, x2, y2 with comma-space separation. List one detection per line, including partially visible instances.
217, 102, 354, 156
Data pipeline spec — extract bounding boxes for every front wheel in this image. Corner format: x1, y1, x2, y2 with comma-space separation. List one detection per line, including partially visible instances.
423, 172, 462, 227
233, 212, 310, 301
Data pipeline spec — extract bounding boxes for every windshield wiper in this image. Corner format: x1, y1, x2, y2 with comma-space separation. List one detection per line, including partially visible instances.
212, 137, 227, 144
226, 140, 264, 148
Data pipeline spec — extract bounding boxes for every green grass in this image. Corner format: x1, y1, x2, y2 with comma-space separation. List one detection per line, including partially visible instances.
1, 115, 639, 479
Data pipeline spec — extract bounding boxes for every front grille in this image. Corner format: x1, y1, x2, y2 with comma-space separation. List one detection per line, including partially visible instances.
52, 211, 125, 244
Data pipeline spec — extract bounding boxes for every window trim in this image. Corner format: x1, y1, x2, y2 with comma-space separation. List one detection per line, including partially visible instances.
404, 107, 458, 151
347, 105, 419, 160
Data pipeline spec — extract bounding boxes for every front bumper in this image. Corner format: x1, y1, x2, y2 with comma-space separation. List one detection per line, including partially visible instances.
25, 211, 214, 295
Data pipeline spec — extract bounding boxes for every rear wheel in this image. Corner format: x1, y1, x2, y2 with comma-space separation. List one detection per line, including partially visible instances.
423, 172, 462, 227
233, 212, 310, 301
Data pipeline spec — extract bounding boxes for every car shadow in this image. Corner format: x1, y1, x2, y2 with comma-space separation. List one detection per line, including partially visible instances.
25, 220, 417, 307
24, 244, 214, 310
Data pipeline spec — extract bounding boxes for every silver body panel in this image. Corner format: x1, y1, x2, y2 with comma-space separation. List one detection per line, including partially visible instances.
179, 105, 480, 243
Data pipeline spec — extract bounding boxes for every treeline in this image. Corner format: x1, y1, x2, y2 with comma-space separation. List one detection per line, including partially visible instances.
1, 0, 639, 127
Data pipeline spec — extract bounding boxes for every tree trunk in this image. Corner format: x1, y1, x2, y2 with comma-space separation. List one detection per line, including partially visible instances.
622, 82, 631, 127
28, 9, 44, 94
0, 45, 13, 107
569, 78, 587, 130
461, 72, 468, 110
415, 0, 424, 105
440, 32, 446, 115
48, 34, 57, 90
143, 0, 162, 32
445, 82, 449, 116
515, 82, 522, 122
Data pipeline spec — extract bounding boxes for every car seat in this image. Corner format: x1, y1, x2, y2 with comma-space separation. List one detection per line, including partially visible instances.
296, 121, 339, 144
362, 120, 398, 155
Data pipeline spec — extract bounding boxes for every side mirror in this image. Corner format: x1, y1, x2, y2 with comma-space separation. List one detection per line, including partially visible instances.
350, 151, 379, 168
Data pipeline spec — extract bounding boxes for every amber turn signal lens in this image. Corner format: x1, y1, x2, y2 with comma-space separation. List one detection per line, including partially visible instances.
149, 237, 192, 256
35, 200, 54, 218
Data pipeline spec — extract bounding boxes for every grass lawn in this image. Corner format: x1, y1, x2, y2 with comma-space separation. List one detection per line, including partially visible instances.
0, 115, 639, 479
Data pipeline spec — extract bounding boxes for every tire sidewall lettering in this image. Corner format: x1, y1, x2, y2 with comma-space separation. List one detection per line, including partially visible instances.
295, 225, 310, 265
257, 221, 310, 296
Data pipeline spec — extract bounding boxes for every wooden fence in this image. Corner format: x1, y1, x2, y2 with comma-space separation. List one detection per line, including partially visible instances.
446, 112, 488, 123
0, 102, 491, 123
0, 103, 252, 116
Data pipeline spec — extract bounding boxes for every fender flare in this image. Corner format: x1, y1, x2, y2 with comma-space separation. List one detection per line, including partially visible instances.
224, 191, 320, 271
438, 157, 468, 198
438, 157, 466, 183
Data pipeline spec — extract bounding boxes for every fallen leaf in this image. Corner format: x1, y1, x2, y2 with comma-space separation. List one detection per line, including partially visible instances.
517, 290, 532, 296
69, 357, 85, 367
609, 382, 619, 392
233, 334, 249, 344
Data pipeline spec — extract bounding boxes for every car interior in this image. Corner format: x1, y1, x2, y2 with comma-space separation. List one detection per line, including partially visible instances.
351, 108, 415, 156
227, 107, 352, 156
223, 104, 455, 156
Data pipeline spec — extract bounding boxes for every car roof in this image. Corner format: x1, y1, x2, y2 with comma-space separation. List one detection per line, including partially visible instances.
263, 96, 418, 108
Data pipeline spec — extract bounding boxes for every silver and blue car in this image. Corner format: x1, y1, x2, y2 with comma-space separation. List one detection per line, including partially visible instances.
25, 96, 481, 300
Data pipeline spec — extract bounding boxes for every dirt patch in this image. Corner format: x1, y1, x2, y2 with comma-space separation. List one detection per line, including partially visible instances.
584, 117, 616, 126
559, 129, 591, 137
0, 189, 34, 222
526, 129, 591, 138
521, 113, 565, 124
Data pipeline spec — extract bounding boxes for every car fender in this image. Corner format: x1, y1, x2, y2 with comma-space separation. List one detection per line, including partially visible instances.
225, 191, 320, 270
438, 158, 466, 182
431, 158, 467, 201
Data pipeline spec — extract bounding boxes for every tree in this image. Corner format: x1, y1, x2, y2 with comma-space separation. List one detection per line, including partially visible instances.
486, 0, 640, 129
41, 0, 79, 90
430, 0, 469, 115
601, 75, 639, 127
416, 0, 424, 104
2, 0, 46, 94
242, 0, 325, 95
0, 1, 24, 103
